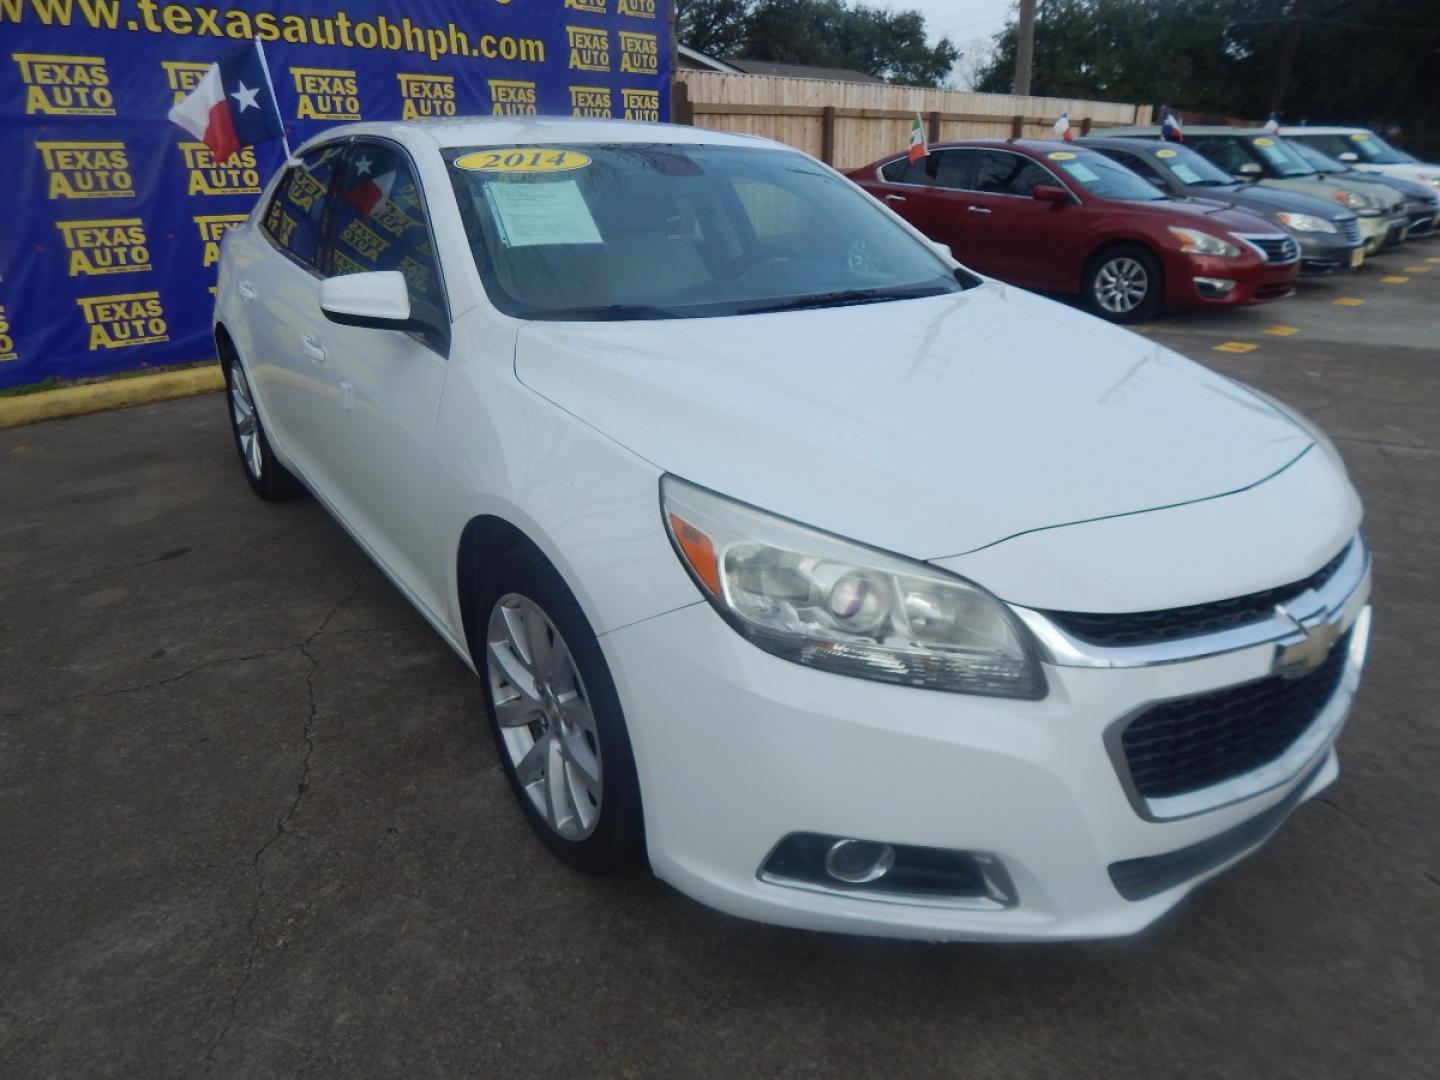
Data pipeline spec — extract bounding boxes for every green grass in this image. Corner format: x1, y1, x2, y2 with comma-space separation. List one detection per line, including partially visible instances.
0, 376, 59, 398
0, 359, 219, 399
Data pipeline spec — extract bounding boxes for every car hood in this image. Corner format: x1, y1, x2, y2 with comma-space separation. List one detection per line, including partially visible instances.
1186, 184, 1352, 222
1113, 197, 1275, 233
1258, 177, 1405, 212
513, 284, 1312, 559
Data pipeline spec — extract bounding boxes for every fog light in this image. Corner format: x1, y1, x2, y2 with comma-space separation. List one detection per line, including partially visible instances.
1193, 276, 1236, 298
824, 838, 895, 883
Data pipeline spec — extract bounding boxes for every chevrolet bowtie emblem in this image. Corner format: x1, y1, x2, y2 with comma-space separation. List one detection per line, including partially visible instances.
1273, 591, 1343, 678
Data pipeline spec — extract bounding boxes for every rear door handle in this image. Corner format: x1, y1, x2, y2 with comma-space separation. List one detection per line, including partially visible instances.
300, 334, 326, 364
237, 280, 257, 301
966, 205, 992, 215
885, 193, 907, 202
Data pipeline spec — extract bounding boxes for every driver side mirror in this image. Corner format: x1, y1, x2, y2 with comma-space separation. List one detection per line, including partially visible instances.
1338, 151, 1359, 163
320, 271, 423, 333
1237, 162, 1263, 180
1031, 184, 1071, 203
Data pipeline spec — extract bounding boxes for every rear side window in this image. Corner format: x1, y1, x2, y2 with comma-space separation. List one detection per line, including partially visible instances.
260, 144, 343, 268
1188, 137, 1251, 176
970, 151, 1054, 196
880, 156, 937, 185
329, 142, 447, 334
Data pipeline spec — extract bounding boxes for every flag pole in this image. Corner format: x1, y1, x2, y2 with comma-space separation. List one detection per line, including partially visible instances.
253, 36, 291, 160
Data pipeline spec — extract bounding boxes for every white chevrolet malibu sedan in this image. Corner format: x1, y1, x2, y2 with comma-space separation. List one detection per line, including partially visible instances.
213, 117, 1370, 941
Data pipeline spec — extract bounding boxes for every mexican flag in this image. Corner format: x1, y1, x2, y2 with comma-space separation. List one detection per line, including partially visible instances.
908, 113, 927, 163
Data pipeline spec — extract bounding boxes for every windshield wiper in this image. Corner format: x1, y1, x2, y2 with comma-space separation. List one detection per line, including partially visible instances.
548, 303, 695, 321
739, 284, 952, 315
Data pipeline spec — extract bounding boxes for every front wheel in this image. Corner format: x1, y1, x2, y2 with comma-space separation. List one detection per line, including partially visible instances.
1083, 245, 1162, 324
477, 545, 644, 873
223, 355, 302, 500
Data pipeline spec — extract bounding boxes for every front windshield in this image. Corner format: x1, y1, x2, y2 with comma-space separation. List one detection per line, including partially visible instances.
1152, 145, 1234, 186
1289, 140, 1349, 173
1246, 136, 1316, 177
1345, 131, 1418, 165
1050, 151, 1165, 200
444, 143, 971, 320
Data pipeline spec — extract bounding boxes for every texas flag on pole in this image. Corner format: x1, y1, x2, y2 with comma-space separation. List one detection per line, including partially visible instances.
1263, 113, 1281, 135
908, 113, 927, 163
1053, 112, 1073, 142
1160, 108, 1184, 143
169, 40, 285, 163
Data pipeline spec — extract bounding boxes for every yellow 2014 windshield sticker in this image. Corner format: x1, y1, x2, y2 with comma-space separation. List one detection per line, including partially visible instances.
1254, 137, 1274, 146
1156, 148, 1178, 158
1351, 132, 1370, 141
455, 148, 592, 173
1047, 151, 1076, 160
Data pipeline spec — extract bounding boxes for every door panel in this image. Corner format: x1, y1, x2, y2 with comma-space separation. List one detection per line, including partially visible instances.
312, 140, 450, 610
245, 145, 345, 488
963, 150, 1075, 290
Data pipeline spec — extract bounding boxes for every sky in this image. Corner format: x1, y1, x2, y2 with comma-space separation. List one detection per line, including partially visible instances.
896, 0, 1016, 86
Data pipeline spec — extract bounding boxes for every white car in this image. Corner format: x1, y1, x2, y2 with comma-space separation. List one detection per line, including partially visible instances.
1283, 126, 1440, 191
214, 118, 1371, 941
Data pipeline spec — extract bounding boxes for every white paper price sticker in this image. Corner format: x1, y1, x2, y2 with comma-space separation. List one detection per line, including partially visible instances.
486, 180, 602, 247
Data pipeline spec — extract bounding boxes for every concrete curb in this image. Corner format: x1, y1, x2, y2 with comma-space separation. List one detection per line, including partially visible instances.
0, 365, 224, 429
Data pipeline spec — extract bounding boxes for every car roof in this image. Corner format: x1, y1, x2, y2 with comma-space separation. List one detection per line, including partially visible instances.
879, 138, 1106, 160
293, 116, 780, 154
1080, 136, 1172, 151
1282, 126, 1374, 136
1104, 125, 1276, 138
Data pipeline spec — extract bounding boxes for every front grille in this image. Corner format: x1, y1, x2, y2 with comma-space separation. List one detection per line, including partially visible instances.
1122, 629, 1351, 800
1338, 219, 1362, 245
1046, 542, 1352, 648
1242, 234, 1300, 263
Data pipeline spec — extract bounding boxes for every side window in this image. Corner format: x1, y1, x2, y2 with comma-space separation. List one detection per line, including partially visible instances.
330, 143, 445, 329
1189, 137, 1250, 175
880, 155, 939, 186
931, 149, 974, 190
879, 157, 909, 182
1303, 134, 1352, 158
260, 144, 342, 268
969, 151, 1047, 195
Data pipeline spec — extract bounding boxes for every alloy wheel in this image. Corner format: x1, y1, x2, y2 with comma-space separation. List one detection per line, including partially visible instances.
1094, 257, 1149, 314
486, 594, 603, 840
229, 365, 263, 478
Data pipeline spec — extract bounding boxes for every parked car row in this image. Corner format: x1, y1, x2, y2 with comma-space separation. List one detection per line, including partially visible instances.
846, 125, 1439, 323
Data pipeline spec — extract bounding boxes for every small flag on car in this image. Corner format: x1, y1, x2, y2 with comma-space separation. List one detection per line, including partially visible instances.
1263, 113, 1281, 135
169, 39, 286, 163
1160, 108, 1184, 143
908, 113, 927, 163
1053, 112, 1073, 142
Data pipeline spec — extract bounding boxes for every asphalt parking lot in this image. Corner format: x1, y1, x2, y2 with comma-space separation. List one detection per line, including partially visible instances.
3, 245, 1438, 1078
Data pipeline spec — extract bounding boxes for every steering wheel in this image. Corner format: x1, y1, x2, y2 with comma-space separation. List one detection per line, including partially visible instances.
719, 241, 802, 279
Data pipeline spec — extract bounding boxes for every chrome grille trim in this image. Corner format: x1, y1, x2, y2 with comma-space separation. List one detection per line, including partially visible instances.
1236, 232, 1300, 264
1011, 536, 1370, 670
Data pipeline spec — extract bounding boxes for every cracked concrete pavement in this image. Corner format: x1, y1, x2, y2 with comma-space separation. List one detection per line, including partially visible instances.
2, 255, 1438, 1077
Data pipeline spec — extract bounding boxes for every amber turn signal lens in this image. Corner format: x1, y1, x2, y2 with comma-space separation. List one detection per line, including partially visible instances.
668, 513, 721, 596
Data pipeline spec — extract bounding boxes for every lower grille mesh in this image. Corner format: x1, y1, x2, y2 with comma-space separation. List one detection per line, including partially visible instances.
1121, 629, 1351, 800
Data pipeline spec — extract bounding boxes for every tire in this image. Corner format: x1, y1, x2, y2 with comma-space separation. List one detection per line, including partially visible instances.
1083, 244, 1163, 324
476, 544, 644, 873
221, 349, 302, 501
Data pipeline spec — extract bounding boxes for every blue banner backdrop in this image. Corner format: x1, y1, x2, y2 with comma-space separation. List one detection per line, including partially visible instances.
0, 0, 670, 388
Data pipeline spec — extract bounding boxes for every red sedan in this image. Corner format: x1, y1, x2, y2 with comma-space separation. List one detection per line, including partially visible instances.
846, 140, 1299, 322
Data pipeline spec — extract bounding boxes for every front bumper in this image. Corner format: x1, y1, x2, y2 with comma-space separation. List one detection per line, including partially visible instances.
1291, 231, 1365, 276
603, 556, 1370, 941
1169, 253, 1297, 308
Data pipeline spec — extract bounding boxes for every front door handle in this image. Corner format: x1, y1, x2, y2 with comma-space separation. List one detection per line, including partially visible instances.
966, 205, 992, 215
300, 334, 326, 364
237, 280, 257, 301
885, 193, 907, 202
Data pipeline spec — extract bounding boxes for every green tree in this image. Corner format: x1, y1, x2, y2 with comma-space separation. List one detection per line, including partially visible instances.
682, 0, 961, 87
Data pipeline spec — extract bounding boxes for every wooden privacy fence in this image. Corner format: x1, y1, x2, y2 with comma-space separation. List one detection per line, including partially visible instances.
674, 71, 1153, 172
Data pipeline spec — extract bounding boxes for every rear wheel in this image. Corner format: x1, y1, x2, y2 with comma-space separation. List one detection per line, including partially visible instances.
1083, 245, 1162, 323
477, 544, 644, 873
222, 350, 302, 501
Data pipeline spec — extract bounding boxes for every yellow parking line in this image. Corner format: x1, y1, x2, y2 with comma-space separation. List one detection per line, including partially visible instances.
1214, 342, 1259, 353
1403, 265, 1430, 273
1427, 257, 1440, 264
1380, 275, 1410, 284
1262, 326, 1300, 336
1332, 297, 1364, 306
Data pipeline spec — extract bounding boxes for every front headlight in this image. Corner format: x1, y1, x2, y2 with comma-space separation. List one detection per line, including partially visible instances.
660, 476, 1045, 699
1333, 189, 1376, 213
1418, 173, 1440, 189
1167, 226, 1241, 258
1275, 211, 1337, 233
